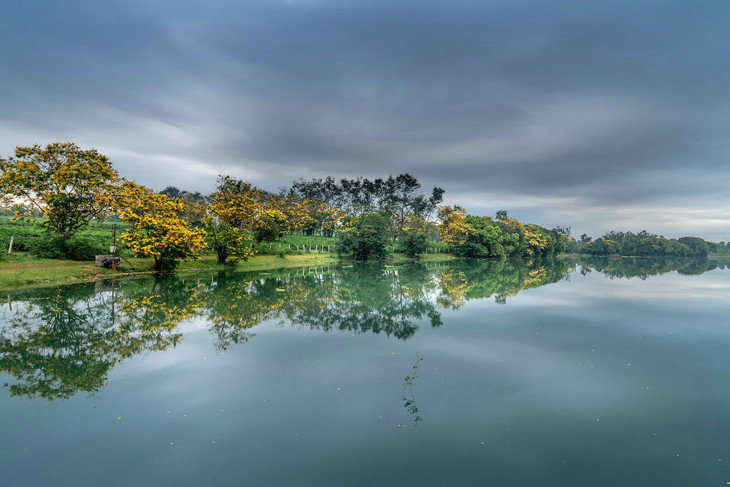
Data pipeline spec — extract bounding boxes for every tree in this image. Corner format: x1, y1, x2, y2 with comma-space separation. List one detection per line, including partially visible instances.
252, 206, 289, 242
207, 220, 255, 265
209, 175, 260, 229
159, 189, 209, 229
437, 206, 469, 247
208, 175, 260, 263
438, 206, 568, 259
336, 212, 390, 260
0, 142, 119, 236
291, 174, 443, 230
398, 213, 435, 257
455, 214, 508, 258
176, 192, 209, 228
114, 181, 207, 273
570, 231, 717, 257
677, 237, 712, 256
399, 228, 430, 257
388, 173, 422, 240
288, 197, 342, 236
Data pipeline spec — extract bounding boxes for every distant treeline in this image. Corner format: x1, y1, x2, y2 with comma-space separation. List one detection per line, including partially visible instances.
567, 231, 727, 257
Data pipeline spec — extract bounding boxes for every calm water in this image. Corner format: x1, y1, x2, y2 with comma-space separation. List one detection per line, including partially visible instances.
1, 256, 729, 486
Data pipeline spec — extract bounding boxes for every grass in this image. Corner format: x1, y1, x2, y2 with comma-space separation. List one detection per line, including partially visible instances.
0, 250, 458, 291
0, 253, 118, 289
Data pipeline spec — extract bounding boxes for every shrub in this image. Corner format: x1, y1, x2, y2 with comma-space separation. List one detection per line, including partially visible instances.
31, 234, 107, 261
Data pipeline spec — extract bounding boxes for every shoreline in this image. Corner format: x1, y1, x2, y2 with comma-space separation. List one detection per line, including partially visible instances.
0, 252, 459, 291
4, 251, 727, 292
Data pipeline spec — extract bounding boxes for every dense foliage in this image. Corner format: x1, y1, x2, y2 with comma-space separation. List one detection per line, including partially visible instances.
1, 140, 726, 270
113, 181, 207, 273
0, 142, 119, 236
437, 207, 568, 259
30, 234, 107, 261
336, 212, 391, 260
398, 228, 431, 257
567, 231, 717, 257
292, 173, 443, 239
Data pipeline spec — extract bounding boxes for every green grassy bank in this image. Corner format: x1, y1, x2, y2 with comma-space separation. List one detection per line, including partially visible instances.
0, 251, 458, 291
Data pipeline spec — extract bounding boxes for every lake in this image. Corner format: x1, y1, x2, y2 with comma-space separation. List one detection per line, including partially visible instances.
1, 256, 729, 486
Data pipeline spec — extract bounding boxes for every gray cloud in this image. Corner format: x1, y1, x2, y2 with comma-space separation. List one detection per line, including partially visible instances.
1, 0, 729, 238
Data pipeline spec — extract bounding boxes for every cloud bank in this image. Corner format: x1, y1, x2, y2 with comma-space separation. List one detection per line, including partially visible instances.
1, 0, 729, 238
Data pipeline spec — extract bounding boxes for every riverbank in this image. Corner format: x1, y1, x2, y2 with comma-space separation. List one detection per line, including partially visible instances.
562, 252, 730, 260
0, 252, 458, 290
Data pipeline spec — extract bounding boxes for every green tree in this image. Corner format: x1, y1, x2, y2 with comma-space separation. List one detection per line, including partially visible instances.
207, 220, 255, 265
337, 212, 391, 260
0, 142, 119, 236
399, 228, 431, 257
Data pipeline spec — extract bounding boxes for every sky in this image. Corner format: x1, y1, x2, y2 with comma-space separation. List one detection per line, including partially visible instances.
1, 0, 729, 240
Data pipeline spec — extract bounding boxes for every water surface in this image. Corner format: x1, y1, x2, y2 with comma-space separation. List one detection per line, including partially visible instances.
1, 257, 729, 486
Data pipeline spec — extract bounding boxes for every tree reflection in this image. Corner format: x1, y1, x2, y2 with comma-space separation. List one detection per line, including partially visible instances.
437, 258, 572, 308
204, 263, 442, 346
570, 255, 728, 279
0, 278, 202, 400
1, 255, 723, 400
280, 263, 443, 340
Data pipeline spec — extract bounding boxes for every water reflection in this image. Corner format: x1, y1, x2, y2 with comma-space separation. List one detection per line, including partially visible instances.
436, 257, 571, 308
0, 256, 724, 400
0, 282, 194, 400
572, 255, 729, 279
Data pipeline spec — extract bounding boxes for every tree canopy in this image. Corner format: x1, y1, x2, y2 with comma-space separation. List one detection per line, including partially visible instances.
114, 181, 207, 272
0, 142, 119, 235
438, 209, 568, 259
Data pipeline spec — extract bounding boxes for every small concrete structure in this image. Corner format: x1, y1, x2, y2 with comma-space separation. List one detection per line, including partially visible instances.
95, 255, 121, 268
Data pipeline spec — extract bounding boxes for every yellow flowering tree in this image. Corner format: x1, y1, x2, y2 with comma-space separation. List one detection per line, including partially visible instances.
523, 224, 549, 256
208, 175, 258, 264
286, 196, 313, 233
319, 203, 343, 236
253, 206, 289, 242
0, 142, 119, 236
209, 175, 260, 229
437, 205, 470, 246
114, 181, 206, 273
253, 193, 293, 241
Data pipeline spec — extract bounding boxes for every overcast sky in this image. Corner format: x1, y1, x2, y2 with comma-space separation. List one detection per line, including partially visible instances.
1, 0, 728, 239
